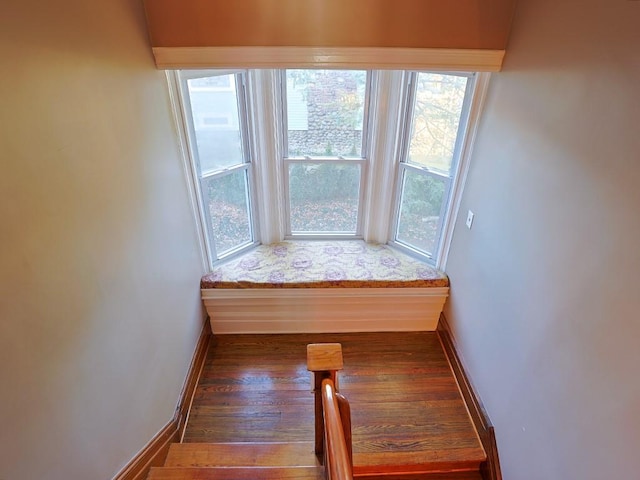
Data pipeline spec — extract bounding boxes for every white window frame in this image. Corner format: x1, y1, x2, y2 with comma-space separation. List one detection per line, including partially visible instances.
169, 67, 489, 270
280, 70, 372, 239
175, 69, 260, 265
389, 71, 481, 267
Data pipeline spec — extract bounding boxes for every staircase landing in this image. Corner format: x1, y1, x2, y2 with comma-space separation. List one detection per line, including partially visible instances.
148, 442, 482, 479
177, 332, 485, 478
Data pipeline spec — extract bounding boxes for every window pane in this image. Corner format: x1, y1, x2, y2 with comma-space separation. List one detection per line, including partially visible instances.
203, 170, 252, 254
286, 70, 367, 157
396, 169, 447, 255
407, 74, 468, 175
186, 74, 244, 173
289, 163, 360, 233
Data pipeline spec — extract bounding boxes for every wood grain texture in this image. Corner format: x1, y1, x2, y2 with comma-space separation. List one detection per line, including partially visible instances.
143, 0, 515, 50
164, 442, 319, 467
184, 332, 486, 476
354, 473, 482, 480
307, 343, 344, 372
337, 392, 353, 467
114, 322, 211, 480
322, 379, 353, 479
147, 466, 324, 479
437, 315, 502, 480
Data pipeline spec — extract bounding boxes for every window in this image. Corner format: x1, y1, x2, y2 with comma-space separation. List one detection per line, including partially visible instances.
179, 71, 257, 261
173, 69, 484, 266
392, 72, 473, 258
282, 70, 369, 236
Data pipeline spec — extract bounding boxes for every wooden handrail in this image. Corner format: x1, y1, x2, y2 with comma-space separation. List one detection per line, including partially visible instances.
322, 378, 353, 480
336, 391, 352, 467
307, 343, 353, 480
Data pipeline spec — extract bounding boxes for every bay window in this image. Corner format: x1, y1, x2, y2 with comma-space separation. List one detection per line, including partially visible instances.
172, 69, 485, 267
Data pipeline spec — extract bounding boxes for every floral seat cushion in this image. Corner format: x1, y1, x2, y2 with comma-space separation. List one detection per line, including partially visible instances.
201, 241, 449, 289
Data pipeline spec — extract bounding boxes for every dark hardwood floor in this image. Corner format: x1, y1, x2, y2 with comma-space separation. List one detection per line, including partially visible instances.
183, 332, 485, 475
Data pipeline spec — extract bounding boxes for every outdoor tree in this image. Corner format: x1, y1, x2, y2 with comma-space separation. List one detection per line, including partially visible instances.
409, 74, 467, 174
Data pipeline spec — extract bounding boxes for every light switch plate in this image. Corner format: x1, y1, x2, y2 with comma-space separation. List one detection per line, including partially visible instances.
466, 210, 474, 229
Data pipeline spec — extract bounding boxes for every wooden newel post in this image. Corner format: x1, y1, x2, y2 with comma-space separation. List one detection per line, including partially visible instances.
307, 343, 344, 457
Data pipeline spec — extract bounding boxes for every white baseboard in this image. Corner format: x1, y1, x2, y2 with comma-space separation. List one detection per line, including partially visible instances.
201, 287, 449, 334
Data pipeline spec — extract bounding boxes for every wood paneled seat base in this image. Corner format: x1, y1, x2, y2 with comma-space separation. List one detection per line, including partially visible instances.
201, 241, 449, 333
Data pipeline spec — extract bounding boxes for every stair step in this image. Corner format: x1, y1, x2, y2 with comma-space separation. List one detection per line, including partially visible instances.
351, 439, 485, 477
147, 466, 323, 479
147, 466, 481, 480
353, 472, 482, 480
165, 441, 319, 467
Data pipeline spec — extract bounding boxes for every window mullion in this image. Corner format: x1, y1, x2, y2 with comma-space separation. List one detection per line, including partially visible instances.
247, 69, 286, 244
387, 72, 417, 246
362, 70, 407, 244
398, 71, 419, 167
282, 157, 293, 236
360, 71, 373, 159
237, 73, 252, 166
280, 70, 289, 158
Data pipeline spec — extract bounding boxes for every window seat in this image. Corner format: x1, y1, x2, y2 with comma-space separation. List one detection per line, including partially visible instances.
201, 240, 449, 333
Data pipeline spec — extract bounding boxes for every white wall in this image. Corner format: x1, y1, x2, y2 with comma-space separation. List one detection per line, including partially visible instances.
444, 0, 640, 478
0, 0, 206, 478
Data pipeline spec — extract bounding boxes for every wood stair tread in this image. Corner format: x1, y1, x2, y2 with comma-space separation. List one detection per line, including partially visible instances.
146, 466, 481, 480
353, 472, 482, 480
155, 333, 491, 479
351, 440, 485, 475
353, 453, 484, 475
165, 441, 319, 467
147, 466, 323, 479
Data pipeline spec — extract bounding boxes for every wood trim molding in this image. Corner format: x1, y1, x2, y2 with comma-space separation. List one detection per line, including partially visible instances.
113, 420, 177, 480
202, 287, 449, 300
176, 321, 212, 441
437, 314, 502, 480
113, 322, 211, 480
152, 46, 505, 72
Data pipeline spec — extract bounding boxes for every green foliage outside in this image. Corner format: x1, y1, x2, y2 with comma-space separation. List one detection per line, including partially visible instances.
396, 172, 446, 255
288, 163, 359, 203
402, 173, 445, 217
206, 172, 251, 254
205, 166, 446, 253
289, 163, 360, 232
409, 74, 467, 174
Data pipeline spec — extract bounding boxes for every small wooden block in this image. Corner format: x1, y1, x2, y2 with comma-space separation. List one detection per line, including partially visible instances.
306, 343, 343, 372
